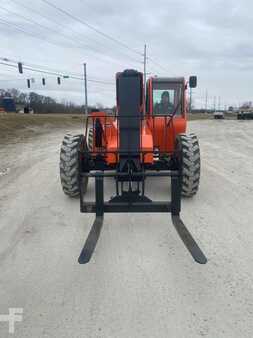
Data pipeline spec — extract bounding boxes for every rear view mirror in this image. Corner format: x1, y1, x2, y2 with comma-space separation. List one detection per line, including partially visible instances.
189, 76, 197, 88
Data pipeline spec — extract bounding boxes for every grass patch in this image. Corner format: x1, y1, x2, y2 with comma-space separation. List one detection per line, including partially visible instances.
0, 113, 85, 144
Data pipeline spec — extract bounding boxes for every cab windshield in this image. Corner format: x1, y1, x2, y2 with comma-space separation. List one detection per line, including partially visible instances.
153, 82, 183, 116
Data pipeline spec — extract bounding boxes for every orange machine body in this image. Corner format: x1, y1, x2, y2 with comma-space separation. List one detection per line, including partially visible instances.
88, 76, 188, 166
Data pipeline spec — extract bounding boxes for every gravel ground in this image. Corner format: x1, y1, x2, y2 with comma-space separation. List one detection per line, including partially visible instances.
0, 120, 253, 338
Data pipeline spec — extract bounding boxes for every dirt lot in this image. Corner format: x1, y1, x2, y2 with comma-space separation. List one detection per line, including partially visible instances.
0, 117, 253, 337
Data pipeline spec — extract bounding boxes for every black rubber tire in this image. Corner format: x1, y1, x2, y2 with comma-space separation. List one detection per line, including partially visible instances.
59, 134, 88, 197
176, 133, 201, 197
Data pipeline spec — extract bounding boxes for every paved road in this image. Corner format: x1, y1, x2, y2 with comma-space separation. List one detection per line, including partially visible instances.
0, 120, 253, 337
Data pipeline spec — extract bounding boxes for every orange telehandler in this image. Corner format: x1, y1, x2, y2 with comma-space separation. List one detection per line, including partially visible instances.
60, 69, 207, 264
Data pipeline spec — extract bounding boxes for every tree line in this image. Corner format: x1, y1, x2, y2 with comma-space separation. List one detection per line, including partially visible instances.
0, 88, 107, 114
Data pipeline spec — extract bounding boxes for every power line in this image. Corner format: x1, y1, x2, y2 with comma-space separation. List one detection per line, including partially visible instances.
8, 0, 139, 67
0, 60, 115, 85
0, 18, 134, 70
0, 57, 116, 85
5, 0, 115, 56
148, 57, 170, 73
8, 0, 108, 48
0, 24, 135, 73
0, 56, 80, 77
41, 0, 168, 71
39, 1, 168, 71
2, 1, 169, 74
9, 0, 143, 68
0, 56, 116, 83
0, 18, 79, 50
0, 14, 139, 69
0, 78, 28, 82
0, 6, 92, 49
41, 0, 143, 58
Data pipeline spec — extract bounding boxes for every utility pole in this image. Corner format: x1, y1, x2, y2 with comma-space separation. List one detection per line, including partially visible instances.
205, 90, 208, 113
218, 96, 221, 111
213, 96, 216, 112
83, 63, 88, 115
143, 44, 147, 114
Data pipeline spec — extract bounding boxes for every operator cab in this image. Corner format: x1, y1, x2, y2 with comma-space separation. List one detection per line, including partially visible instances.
147, 77, 184, 116
146, 76, 197, 117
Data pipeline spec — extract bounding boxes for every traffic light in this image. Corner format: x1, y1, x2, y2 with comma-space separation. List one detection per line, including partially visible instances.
27, 79, 30, 88
42, 78, 46, 86
57, 77, 61, 85
18, 62, 23, 74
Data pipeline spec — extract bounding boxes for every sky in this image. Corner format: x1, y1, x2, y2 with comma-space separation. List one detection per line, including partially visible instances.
0, 0, 252, 109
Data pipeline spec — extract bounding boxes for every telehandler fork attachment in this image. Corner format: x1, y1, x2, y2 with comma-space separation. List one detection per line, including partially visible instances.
78, 172, 207, 265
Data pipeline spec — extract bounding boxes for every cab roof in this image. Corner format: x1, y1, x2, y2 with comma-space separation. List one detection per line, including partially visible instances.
151, 77, 185, 83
